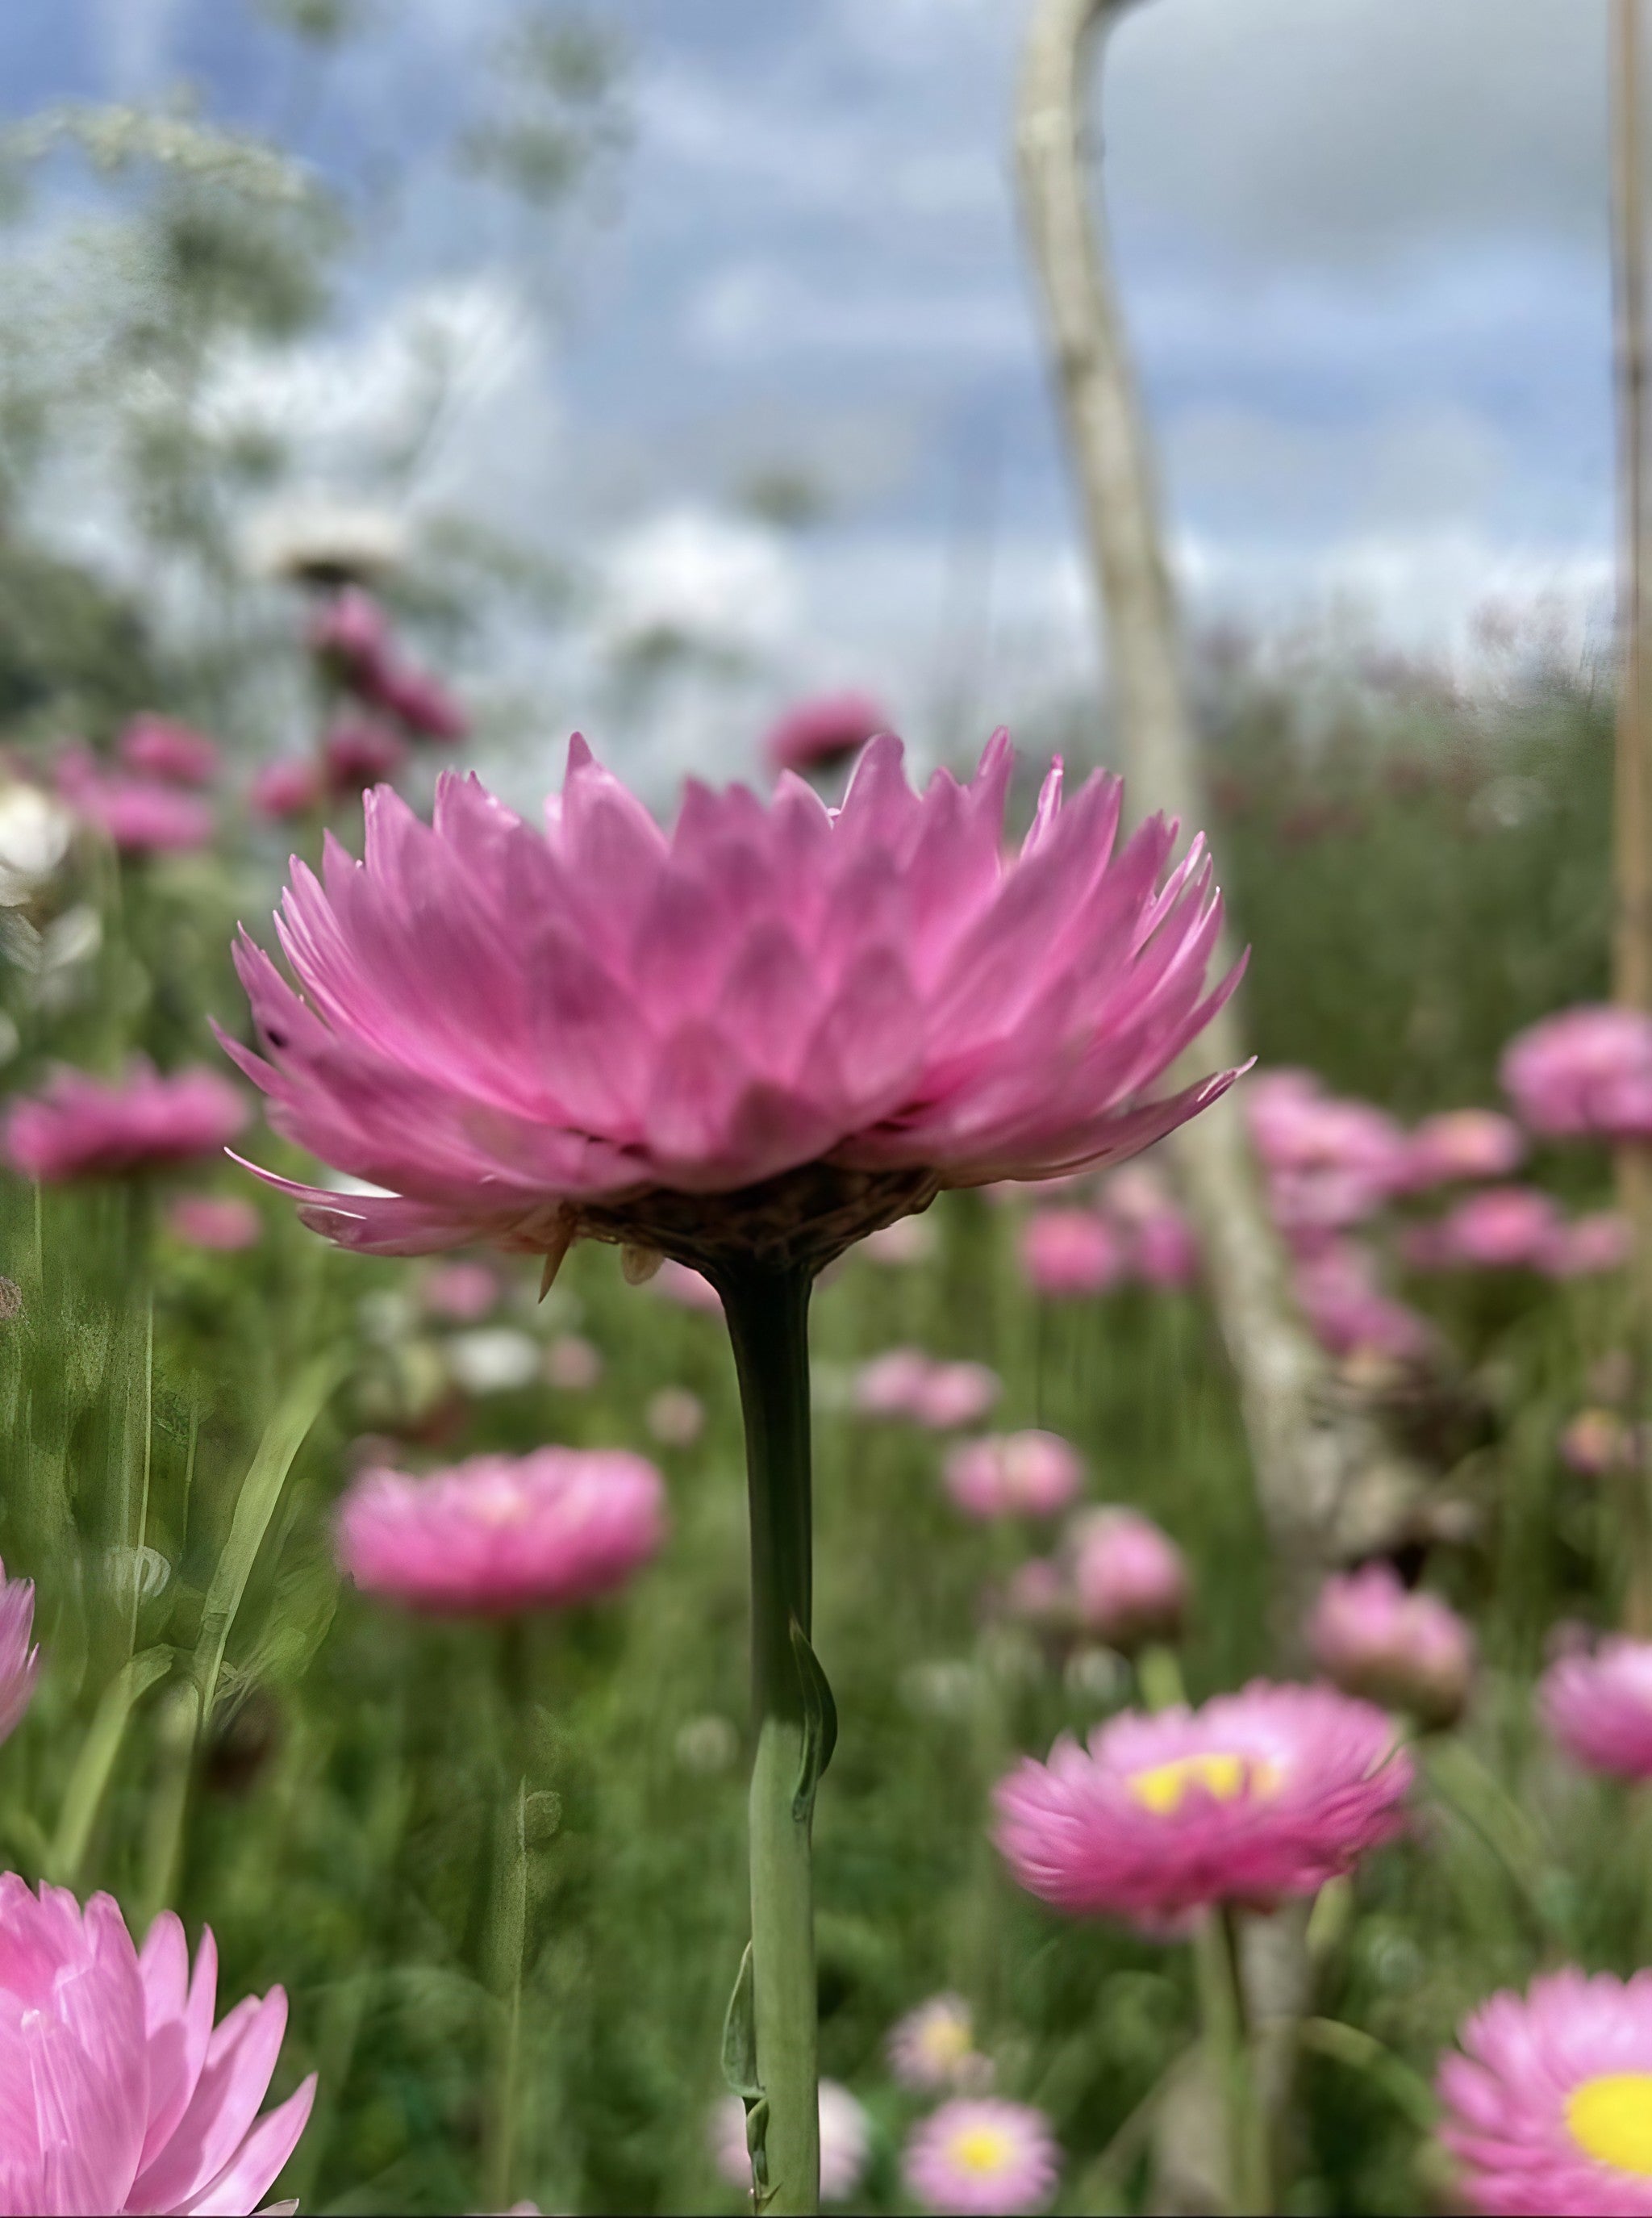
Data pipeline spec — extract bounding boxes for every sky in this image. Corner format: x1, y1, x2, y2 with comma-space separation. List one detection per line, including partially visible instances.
0, 0, 1622, 786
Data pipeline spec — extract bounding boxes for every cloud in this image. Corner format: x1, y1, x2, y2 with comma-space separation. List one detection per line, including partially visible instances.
685, 259, 1032, 365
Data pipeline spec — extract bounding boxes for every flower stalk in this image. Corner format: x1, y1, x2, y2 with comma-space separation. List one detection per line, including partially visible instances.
1195, 1904, 1270, 2217
719, 1257, 826, 2216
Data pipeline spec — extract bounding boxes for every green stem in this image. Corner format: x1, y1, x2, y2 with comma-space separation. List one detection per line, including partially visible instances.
719, 1259, 820, 2217
1194, 1905, 1270, 2217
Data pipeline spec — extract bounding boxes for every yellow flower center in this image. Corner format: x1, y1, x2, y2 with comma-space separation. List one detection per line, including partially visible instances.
949, 2126, 1012, 2177
1127, 1749, 1280, 1816
919, 2017, 974, 2069
1567, 2074, 1652, 2175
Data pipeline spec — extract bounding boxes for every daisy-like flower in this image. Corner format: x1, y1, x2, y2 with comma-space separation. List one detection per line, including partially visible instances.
336, 1447, 665, 1614
1503, 1005, 1652, 1142
0, 1878, 315, 2215
1541, 1638, 1652, 1780
6, 1062, 248, 1183
1066, 1507, 1187, 1654
994, 1681, 1411, 1933
763, 691, 891, 779
1438, 1967, 1652, 2216
943, 1431, 1083, 1521
711, 2081, 870, 2204
886, 1994, 992, 2094
1308, 1562, 1475, 1729
902, 2097, 1059, 2216
223, 732, 1241, 1278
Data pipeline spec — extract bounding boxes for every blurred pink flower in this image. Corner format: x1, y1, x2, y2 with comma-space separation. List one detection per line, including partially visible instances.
544, 1333, 603, 1390
420, 1259, 500, 1322
336, 1447, 665, 1613
1308, 1563, 1475, 1729
860, 1214, 938, 1265
1541, 1210, 1633, 1280
1248, 1071, 1408, 1237
995, 1681, 1410, 1932
0, 1561, 39, 1745
1294, 1242, 1435, 1365
0, 1878, 314, 2214
117, 715, 221, 788
1425, 1185, 1563, 1270
6, 1063, 248, 1182
1504, 1005, 1652, 1142
323, 716, 407, 792
365, 662, 469, 742
1541, 1638, 1652, 1779
1003, 1556, 1074, 1637
763, 691, 892, 778
652, 1259, 724, 1313
912, 1360, 1001, 1431
711, 2080, 869, 2203
1403, 1109, 1525, 1188
1559, 1409, 1637, 1477
645, 1385, 705, 1447
225, 733, 1241, 1272
1019, 1208, 1123, 1297
1067, 1508, 1187, 1653
249, 758, 321, 821
308, 587, 393, 688
886, 1994, 992, 2094
1097, 1166, 1200, 1285
944, 1431, 1083, 1520
165, 1194, 262, 1251
57, 750, 214, 854
903, 2097, 1060, 2216
853, 1347, 934, 1418
1437, 1967, 1652, 2216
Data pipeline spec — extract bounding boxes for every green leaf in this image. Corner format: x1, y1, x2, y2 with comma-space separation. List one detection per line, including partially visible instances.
790, 1617, 836, 1823
48, 1647, 172, 1887
720, 1940, 761, 2101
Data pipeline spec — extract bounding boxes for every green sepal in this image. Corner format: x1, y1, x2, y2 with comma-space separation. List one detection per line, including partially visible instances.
790, 1616, 837, 1822
720, 1940, 761, 2101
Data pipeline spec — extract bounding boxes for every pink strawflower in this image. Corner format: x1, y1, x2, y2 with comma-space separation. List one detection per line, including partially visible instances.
1426, 1185, 1563, 1271
995, 1681, 1411, 1932
336, 1447, 665, 1614
1559, 1409, 1637, 1477
903, 2097, 1060, 2216
1437, 1967, 1652, 2216
944, 1431, 1083, 1520
886, 1994, 991, 2093
165, 1194, 262, 1251
853, 1347, 934, 1418
912, 1360, 1001, 1431
0, 1562, 39, 1744
118, 715, 221, 788
365, 662, 469, 742
1246, 1072, 1409, 1232
224, 733, 1241, 1273
1541, 1211, 1633, 1279
1019, 1208, 1123, 1297
1308, 1563, 1475, 1728
763, 691, 892, 778
1541, 1638, 1652, 1779
6, 1062, 248, 1182
420, 1259, 500, 1322
711, 2080, 870, 2203
323, 716, 407, 793
57, 750, 214, 854
0, 1878, 315, 2214
308, 587, 394, 688
1294, 1242, 1435, 1365
1503, 1005, 1652, 1142
1067, 1507, 1187, 1652
249, 758, 321, 821
1099, 1164, 1200, 1285
1404, 1109, 1525, 1188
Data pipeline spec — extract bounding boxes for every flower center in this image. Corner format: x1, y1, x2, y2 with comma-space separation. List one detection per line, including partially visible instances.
1127, 1749, 1280, 1815
919, 2017, 973, 2069
1567, 2074, 1652, 2174
949, 2126, 1012, 2177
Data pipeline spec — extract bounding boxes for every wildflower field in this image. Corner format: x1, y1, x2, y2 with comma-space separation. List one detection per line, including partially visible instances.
1, 6, 1649, 2216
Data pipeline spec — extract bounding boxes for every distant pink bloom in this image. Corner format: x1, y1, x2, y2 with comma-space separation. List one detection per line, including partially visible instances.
853, 1347, 934, 1418
0, 1561, 39, 1744
860, 1214, 938, 1265
912, 1360, 1001, 1431
886, 1994, 992, 2094
1437, 1967, 1652, 2216
1541, 1211, 1633, 1279
1131, 1208, 1200, 1288
1246, 1070, 1408, 1181
1019, 1208, 1123, 1297
711, 2081, 870, 2203
1404, 1109, 1525, 1188
6, 1062, 248, 1182
1004, 1556, 1074, 1637
944, 1431, 1083, 1520
0, 1877, 315, 2214
1308, 1563, 1475, 1728
118, 714, 221, 788
645, 1385, 705, 1447
308, 587, 393, 688
420, 1260, 500, 1322
1068, 1508, 1187, 1653
1294, 1242, 1435, 1365
336, 1447, 665, 1614
652, 1259, 723, 1313
1541, 1638, 1652, 1779
166, 1194, 262, 1251
903, 2097, 1060, 2216
763, 691, 892, 778
56, 749, 214, 854
323, 716, 407, 792
1559, 1409, 1637, 1477
249, 758, 321, 821
544, 1334, 603, 1390
365, 662, 469, 742
226, 733, 1241, 1271
1504, 1005, 1652, 1142
1425, 1185, 1563, 1271
995, 1681, 1410, 1932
